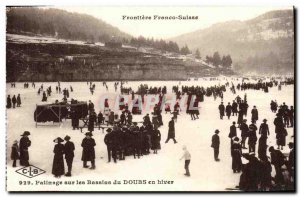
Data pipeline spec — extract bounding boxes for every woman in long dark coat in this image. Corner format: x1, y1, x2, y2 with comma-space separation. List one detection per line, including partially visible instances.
88, 111, 96, 132
258, 135, 268, 160
17, 94, 21, 107
11, 140, 19, 167
151, 128, 161, 154
6, 95, 11, 109
231, 137, 242, 173
276, 127, 287, 150
52, 137, 65, 178
81, 132, 96, 169
237, 109, 244, 127
19, 131, 31, 166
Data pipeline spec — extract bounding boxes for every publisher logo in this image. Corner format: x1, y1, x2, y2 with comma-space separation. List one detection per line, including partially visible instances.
16, 165, 46, 178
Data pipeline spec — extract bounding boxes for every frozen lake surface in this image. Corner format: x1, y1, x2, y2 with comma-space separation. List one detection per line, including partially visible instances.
6, 78, 294, 191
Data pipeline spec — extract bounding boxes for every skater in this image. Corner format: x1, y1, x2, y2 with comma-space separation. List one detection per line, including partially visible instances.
165, 117, 177, 144
11, 140, 19, 167
231, 137, 242, 173
180, 145, 191, 177
211, 129, 220, 161
81, 132, 96, 169
104, 128, 117, 163
64, 135, 75, 177
226, 102, 232, 120
16, 94, 21, 107
259, 119, 270, 137
228, 122, 237, 146
240, 119, 249, 149
12, 95, 16, 108
19, 131, 31, 166
218, 102, 225, 119
251, 106, 258, 123
6, 95, 11, 109
52, 137, 65, 178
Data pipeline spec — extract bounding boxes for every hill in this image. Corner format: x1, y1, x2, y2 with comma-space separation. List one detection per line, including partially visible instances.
170, 9, 294, 75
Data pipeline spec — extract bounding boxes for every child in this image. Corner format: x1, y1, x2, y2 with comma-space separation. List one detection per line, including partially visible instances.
180, 145, 191, 176
11, 140, 19, 167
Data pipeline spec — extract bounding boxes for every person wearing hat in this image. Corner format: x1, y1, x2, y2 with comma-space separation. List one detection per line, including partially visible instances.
165, 117, 177, 144
225, 102, 232, 120
228, 122, 237, 146
218, 102, 225, 120
231, 137, 242, 173
259, 119, 270, 137
52, 137, 65, 178
11, 140, 19, 167
81, 132, 96, 169
19, 131, 31, 166
251, 106, 258, 124
288, 142, 294, 181
240, 119, 249, 149
64, 135, 75, 177
211, 130, 220, 161
104, 128, 117, 163
248, 120, 258, 153
88, 110, 97, 132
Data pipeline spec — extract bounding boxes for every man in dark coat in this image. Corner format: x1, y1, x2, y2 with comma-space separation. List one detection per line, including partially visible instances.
258, 135, 268, 160
259, 119, 270, 137
64, 135, 75, 177
231, 137, 242, 173
104, 128, 117, 163
71, 110, 79, 130
7, 95, 12, 109
52, 137, 65, 178
248, 120, 258, 153
88, 110, 96, 132
17, 94, 21, 107
226, 102, 232, 120
240, 119, 249, 149
81, 132, 96, 169
237, 109, 244, 127
211, 130, 220, 161
218, 102, 225, 119
251, 106, 258, 123
228, 122, 237, 146
165, 118, 177, 144
19, 131, 31, 166
88, 100, 94, 113
12, 95, 17, 108
269, 146, 285, 185
11, 140, 19, 167
232, 100, 238, 116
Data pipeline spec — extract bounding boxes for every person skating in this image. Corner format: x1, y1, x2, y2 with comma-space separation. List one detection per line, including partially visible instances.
165, 117, 177, 144
211, 129, 220, 161
11, 140, 19, 167
19, 131, 31, 166
81, 132, 96, 169
52, 137, 65, 178
180, 145, 191, 177
64, 135, 75, 177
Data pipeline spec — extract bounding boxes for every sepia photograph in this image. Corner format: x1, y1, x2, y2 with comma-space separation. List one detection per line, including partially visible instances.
5, 5, 295, 192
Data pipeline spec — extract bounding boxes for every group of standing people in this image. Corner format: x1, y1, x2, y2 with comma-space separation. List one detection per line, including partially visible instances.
6, 94, 21, 108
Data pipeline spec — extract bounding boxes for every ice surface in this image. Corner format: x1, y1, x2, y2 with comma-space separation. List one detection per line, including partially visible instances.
6, 79, 294, 191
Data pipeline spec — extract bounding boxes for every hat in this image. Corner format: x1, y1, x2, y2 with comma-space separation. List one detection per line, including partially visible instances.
85, 132, 93, 136
288, 142, 294, 147
269, 146, 274, 152
53, 137, 64, 143
21, 131, 30, 136
133, 122, 137, 125
263, 119, 267, 122
106, 128, 112, 133
215, 129, 220, 134
64, 135, 71, 141
243, 119, 247, 122
232, 121, 236, 124
233, 137, 239, 141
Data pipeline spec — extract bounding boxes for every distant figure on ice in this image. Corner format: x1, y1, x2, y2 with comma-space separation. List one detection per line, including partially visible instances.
211, 129, 220, 162
165, 117, 177, 144
42, 91, 47, 102
81, 132, 96, 169
11, 140, 19, 167
17, 94, 21, 107
226, 102, 232, 119
64, 135, 75, 177
251, 106, 258, 123
19, 131, 31, 166
6, 95, 11, 109
12, 95, 17, 108
180, 145, 191, 177
218, 102, 225, 119
52, 137, 65, 178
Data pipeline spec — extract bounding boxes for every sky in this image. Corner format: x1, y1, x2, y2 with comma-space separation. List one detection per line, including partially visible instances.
41, 6, 293, 39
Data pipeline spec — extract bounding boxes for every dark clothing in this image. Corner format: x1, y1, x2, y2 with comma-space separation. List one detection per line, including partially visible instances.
166, 120, 176, 143
19, 136, 31, 166
52, 143, 65, 176
219, 104, 225, 119
270, 150, 285, 184
7, 96, 11, 108
276, 128, 287, 146
226, 105, 232, 118
211, 134, 220, 160
240, 123, 249, 148
259, 123, 270, 137
231, 142, 242, 172
251, 109, 258, 122
17, 95, 21, 107
81, 138, 96, 161
185, 160, 191, 176
229, 125, 237, 138
151, 129, 161, 150
104, 132, 117, 162
65, 141, 75, 173
88, 113, 96, 132
258, 137, 268, 160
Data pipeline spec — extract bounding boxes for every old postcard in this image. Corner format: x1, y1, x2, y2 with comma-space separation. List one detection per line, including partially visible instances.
6, 6, 295, 192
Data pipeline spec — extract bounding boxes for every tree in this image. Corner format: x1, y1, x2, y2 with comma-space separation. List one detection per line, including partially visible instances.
195, 49, 201, 59
212, 51, 221, 67
180, 45, 191, 55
